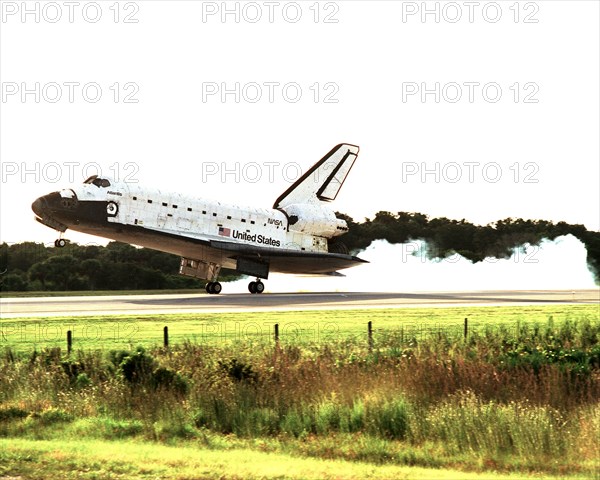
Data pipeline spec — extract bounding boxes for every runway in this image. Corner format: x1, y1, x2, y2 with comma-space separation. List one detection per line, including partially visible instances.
1, 290, 598, 318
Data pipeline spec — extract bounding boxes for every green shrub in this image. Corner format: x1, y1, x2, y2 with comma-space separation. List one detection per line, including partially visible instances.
113, 346, 156, 384
77, 417, 144, 439
0, 406, 28, 421
371, 398, 410, 440
151, 367, 188, 395
314, 399, 342, 434
74, 373, 92, 389
34, 407, 73, 425
218, 358, 257, 383
61, 360, 84, 382
280, 408, 311, 438
348, 400, 365, 432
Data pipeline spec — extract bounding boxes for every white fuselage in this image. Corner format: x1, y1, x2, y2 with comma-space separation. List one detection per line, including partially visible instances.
122, 184, 328, 252
64, 178, 347, 269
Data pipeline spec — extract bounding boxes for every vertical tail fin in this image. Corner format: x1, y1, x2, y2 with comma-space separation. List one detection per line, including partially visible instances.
273, 143, 359, 209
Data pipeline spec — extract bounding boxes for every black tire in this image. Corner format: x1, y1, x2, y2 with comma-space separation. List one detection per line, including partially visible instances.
248, 281, 256, 294
57, 239, 66, 248
205, 282, 214, 294
255, 281, 265, 294
212, 282, 222, 294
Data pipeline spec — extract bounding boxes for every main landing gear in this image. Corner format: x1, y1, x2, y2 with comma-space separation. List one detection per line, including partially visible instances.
248, 279, 265, 294
205, 282, 222, 295
204, 278, 266, 295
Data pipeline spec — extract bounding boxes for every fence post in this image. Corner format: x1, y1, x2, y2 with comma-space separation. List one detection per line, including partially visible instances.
274, 323, 279, 344
67, 330, 72, 355
368, 321, 373, 352
464, 318, 468, 339
163, 326, 169, 348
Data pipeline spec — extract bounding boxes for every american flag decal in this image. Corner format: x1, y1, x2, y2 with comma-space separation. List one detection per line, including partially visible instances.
218, 227, 231, 237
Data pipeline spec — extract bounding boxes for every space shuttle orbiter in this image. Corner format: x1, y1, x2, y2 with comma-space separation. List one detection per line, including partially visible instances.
32, 144, 367, 294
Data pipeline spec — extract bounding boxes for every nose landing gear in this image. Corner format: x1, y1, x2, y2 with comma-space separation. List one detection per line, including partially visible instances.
248, 279, 265, 294
54, 234, 68, 248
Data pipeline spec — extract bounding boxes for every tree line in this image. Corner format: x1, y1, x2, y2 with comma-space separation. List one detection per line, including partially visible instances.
1, 211, 598, 291
0, 241, 240, 292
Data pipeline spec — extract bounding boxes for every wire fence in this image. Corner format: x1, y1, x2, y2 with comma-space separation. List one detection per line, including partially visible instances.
38, 316, 571, 353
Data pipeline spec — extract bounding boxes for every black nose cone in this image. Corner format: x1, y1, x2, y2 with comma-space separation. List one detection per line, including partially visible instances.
32, 196, 46, 217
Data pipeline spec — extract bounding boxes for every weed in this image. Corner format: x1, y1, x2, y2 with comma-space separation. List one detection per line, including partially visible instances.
0, 306, 597, 476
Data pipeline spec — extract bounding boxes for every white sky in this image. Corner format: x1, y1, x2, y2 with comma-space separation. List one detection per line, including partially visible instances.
0, 1, 598, 289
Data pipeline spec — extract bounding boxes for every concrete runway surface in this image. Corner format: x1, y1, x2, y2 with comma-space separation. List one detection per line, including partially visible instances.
1, 290, 598, 318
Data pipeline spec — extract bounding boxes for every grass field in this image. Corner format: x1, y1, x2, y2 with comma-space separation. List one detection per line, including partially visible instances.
1, 304, 599, 479
1, 437, 593, 480
1, 304, 597, 351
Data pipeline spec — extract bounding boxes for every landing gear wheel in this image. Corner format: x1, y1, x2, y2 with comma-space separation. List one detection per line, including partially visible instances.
55, 238, 67, 248
248, 280, 264, 294
206, 282, 222, 294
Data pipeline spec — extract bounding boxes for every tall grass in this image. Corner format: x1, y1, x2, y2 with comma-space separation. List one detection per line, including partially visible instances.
0, 315, 598, 475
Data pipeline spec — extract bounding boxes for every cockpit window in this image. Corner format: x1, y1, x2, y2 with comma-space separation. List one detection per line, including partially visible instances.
83, 175, 111, 188
84, 175, 98, 184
